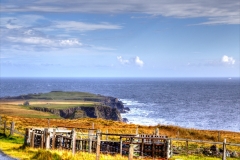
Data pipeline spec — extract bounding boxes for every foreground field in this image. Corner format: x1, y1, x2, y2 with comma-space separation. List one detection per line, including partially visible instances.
0, 134, 239, 160
1, 115, 240, 143
1, 115, 240, 159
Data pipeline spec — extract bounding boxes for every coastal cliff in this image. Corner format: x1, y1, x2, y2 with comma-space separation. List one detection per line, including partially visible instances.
1, 91, 127, 122
30, 105, 122, 121
85, 96, 130, 113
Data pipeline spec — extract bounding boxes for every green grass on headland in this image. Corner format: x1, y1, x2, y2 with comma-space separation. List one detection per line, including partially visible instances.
30, 103, 96, 109
22, 91, 105, 101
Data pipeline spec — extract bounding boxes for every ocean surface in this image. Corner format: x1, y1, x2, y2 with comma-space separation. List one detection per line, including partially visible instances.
0, 77, 239, 132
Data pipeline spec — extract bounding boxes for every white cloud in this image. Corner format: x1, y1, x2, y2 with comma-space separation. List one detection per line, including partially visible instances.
117, 56, 144, 67
59, 39, 82, 46
0, 15, 121, 51
135, 56, 144, 67
1, 0, 239, 24
222, 55, 235, 65
7, 36, 82, 48
55, 21, 122, 31
117, 56, 129, 65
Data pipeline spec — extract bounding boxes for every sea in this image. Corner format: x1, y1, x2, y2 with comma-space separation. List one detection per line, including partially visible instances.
0, 77, 239, 132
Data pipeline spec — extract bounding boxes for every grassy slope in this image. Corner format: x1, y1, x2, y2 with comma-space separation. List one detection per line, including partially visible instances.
0, 104, 61, 119
1, 114, 240, 160
1, 115, 240, 143
0, 91, 103, 117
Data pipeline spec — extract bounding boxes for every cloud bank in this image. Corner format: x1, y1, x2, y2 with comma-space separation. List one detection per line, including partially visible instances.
0, 15, 122, 51
1, 0, 239, 24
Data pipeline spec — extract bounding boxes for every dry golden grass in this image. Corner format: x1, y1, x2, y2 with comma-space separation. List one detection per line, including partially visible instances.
0, 104, 60, 118
1, 115, 240, 144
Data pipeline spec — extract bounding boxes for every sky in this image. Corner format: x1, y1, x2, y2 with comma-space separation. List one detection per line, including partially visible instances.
0, 0, 239, 77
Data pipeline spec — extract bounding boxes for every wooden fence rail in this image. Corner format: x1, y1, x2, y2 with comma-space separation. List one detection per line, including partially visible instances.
171, 138, 240, 160
0, 118, 24, 136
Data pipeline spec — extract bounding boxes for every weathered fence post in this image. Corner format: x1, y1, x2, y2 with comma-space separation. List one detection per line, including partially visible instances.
96, 130, 101, 160
120, 137, 123, 156
41, 134, 44, 149
88, 129, 94, 153
52, 129, 56, 149
60, 134, 63, 149
30, 130, 35, 148
186, 139, 189, 156
136, 126, 138, 135
24, 128, 30, 146
72, 128, 76, 155
222, 138, 226, 160
80, 136, 82, 151
4, 121, 7, 135
128, 144, 134, 160
170, 139, 173, 157
141, 137, 144, 157
45, 128, 50, 149
155, 128, 159, 136
152, 138, 155, 157
10, 121, 15, 136
166, 139, 171, 159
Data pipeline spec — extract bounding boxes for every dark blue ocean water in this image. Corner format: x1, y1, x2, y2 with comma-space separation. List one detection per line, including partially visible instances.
0, 77, 239, 132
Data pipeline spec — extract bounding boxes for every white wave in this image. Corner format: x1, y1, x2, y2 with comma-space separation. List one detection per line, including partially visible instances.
120, 99, 142, 106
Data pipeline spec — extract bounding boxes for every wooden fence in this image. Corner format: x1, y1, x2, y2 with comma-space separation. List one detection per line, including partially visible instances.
0, 117, 24, 136
1, 118, 240, 160
171, 138, 240, 160
24, 127, 240, 160
23, 127, 171, 159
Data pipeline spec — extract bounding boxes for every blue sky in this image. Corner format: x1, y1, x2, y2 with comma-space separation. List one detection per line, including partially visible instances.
0, 0, 239, 77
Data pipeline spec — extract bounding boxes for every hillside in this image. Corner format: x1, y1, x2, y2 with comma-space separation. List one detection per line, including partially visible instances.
0, 91, 129, 121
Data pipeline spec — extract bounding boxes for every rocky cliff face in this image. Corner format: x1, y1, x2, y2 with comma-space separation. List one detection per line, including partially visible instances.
30, 105, 122, 121
83, 96, 129, 113
101, 97, 130, 113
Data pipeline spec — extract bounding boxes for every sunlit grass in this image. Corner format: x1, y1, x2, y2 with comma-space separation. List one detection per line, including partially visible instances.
1, 115, 240, 143
30, 103, 96, 109
0, 133, 240, 160
0, 104, 61, 119
170, 155, 238, 160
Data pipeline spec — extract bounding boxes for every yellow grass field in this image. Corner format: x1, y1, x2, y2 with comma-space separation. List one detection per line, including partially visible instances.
0, 104, 60, 118
1, 114, 240, 160
1, 114, 240, 144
